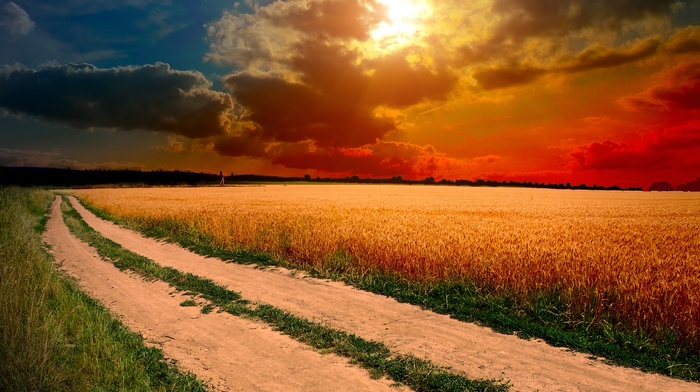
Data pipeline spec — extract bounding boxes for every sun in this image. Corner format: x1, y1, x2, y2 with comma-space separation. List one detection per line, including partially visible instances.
370, 0, 431, 48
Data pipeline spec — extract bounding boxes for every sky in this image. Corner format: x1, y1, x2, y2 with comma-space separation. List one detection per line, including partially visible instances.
0, 0, 699, 188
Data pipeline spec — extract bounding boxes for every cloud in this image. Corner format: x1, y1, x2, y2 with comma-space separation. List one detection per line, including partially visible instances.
200, 0, 697, 179
363, 51, 457, 106
558, 38, 661, 73
224, 70, 395, 147
213, 134, 268, 157
144, 9, 189, 41
0, 2, 34, 36
0, 147, 145, 170
0, 62, 234, 138
160, 136, 186, 153
665, 25, 700, 54
569, 122, 700, 171
472, 65, 546, 90
267, 141, 446, 178
620, 60, 700, 112
264, 0, 385, 41
0, 147, 59, 167
210, 135, 466, 179
489, 0, 683, 43
451, 1, 696, 91
215, 8, 457, 148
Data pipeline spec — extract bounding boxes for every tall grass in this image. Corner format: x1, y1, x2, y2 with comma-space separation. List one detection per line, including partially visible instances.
1, 187, 59, 390
0, 187, 205, 391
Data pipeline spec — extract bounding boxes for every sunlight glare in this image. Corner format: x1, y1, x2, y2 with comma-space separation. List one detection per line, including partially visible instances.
371, 0, 431, 47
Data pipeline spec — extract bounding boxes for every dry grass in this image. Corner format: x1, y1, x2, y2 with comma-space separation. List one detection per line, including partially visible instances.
73, 185, 700, 349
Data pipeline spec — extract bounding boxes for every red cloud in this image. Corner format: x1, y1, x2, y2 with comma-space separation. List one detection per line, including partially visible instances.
620, 60, 700, 112
569, 122, 700, 171
267, 141, 453, 179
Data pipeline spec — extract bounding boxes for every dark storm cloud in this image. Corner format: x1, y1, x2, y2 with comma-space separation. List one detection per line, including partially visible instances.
463, 1, 696, 91
489, 0, 685, 43
472, 65, 546, 90
665, 25, 700, 54
472, 39, 667, 90
213, 136, 267, 157
0, 62, 234, 138
223, 38, 456, 148
224, 71, 396, 147
559, 39, 661, 73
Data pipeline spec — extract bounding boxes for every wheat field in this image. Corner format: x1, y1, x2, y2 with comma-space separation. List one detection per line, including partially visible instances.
73, 185, 700, 349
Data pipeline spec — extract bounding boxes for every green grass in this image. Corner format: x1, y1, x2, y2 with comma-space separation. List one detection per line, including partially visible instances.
76, 195, 700, 382
62, 196, 509, 392
0, 187, 206, 392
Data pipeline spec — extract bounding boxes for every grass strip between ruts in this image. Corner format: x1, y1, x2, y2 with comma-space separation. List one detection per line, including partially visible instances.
60, 195, 510, 392
75, 195, 700, 382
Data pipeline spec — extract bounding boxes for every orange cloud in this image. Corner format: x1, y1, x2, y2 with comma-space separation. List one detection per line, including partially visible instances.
665, 25, 700, 54
264, 0, 386, 41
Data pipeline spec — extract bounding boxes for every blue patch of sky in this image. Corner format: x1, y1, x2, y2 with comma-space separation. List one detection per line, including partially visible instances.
7, 0, 237, 78
671, 2, 700, 28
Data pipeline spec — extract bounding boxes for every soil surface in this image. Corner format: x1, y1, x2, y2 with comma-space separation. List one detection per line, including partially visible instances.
58, 195, 700, 391
44, 196, 404, 392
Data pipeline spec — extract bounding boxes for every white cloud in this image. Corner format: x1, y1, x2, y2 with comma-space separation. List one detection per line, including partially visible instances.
0, 2, 34, 36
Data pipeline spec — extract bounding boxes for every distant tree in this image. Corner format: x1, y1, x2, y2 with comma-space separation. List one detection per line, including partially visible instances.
648, 181, 675, 192
676, 177, 700, 192
304, 174, 311, 181
423, 176, 435, 184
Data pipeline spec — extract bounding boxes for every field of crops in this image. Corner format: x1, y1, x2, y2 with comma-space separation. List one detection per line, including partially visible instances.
73, 185, 700, 351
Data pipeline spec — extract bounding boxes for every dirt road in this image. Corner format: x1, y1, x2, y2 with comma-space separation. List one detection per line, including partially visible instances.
61, 195, 700, 391
44, 196, 405, 391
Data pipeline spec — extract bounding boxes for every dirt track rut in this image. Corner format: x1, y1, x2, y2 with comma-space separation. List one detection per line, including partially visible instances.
65, 195, 700, 392
44, 196, 403, 391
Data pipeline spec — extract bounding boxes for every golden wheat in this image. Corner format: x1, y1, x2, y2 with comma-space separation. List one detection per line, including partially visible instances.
73, 185, 700, 347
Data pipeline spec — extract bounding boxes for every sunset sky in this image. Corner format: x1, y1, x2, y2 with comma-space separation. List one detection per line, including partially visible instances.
1, 0, 699, 188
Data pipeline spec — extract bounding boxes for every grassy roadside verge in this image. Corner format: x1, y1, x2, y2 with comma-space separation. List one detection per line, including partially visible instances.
0, 187, 205, 391
75, 195, 700, 382
61, 195, 510, 392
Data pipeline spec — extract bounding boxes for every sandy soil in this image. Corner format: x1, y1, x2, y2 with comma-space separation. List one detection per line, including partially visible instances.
66, 195, 700, 392
44, 196, 404, 392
